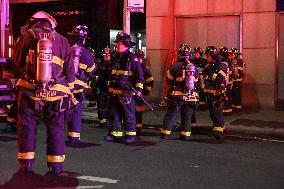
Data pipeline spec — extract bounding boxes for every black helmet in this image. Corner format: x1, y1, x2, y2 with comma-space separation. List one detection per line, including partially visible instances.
178, 43, 191, 56
205, 46, 219, 60
193, 46, 203, 56
230, 47, 240, 54
219, 47, 229, 58
114, 32, 136, 47
68, 25, 88, 38
135, 49, 145, 58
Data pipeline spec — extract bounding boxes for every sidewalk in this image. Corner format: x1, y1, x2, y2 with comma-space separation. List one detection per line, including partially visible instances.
83, 102, 284, 139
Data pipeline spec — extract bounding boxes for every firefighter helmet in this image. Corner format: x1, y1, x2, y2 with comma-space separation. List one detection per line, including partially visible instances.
230, 47, 240, 54
114, 32, 136, 47
30, 11, 57, 30
178, 43, 191, 56
219, 47, 229, 58
135, 49, 145, 58
68, 25, 88, 38
193, 46, 203, 56
205, 46, 219, 60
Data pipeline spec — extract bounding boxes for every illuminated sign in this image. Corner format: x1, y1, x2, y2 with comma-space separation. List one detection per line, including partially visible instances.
128, 0, 144, 13
51, 10, 87, 16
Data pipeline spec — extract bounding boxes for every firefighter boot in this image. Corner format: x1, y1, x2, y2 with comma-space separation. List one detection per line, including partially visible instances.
19, 160, 33, 172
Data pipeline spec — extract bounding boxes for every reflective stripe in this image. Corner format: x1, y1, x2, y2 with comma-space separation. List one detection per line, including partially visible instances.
69, 82, 75, 89
30, 96, 64, 101
136, 83, 143, 89
145, 76, 154, 83
233, 78, 243, 82
171, 90, 186, 96
73, 89, 84, 93
180, 131, 191, 136
212, 74, 217, 81
109, 88, 124, 94
18, 152, 35, 160
75, 79, 89, 88
99, 119, 107, 124
223, 109, 233, 113
79, 63, 88, 70
68, 132, 80, 138
199, 101, 206, 105
136, 123, 142, 128
161, 129, 171, 135
111, 131, 124, 137
49, 84, 72, 94
0, 114, 7, 117
235, 105, 242, 109
52, 55, 64, 67
7, 117, 16, 123
86, 64, 96, 73
111, 69, 133, 76
47, 155, 65, 163
176, 77, 185, 81
191, 123, 197, 127
167, 70, 174, 80
219, 70, 226, 77
125, 131, 136, 136
213, 127, 224, 132
17, 79, 34, 89
204, 88, 225, 94
145, 86, 152, 91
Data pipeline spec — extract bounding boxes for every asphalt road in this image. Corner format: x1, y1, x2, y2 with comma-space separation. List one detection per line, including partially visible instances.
0, 119, 284, 189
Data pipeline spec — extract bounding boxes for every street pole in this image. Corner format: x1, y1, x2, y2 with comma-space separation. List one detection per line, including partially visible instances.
123, 0, 130, 35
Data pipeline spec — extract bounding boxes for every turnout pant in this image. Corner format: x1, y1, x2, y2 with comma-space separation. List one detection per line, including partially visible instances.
207, 93, 224, 128
97, 92, 110, 127
232, 81, 242, 109
17, 93, 65, 171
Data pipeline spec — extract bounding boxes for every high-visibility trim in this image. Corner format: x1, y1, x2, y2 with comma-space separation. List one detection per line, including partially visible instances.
194, 78, 199, 82
223, 109, 233, 113
7, 117, 16, 123
18, 152, 35, 160
233, 78, 243, 82
191, 123, 197, 127
135, 105, 144, 112
145, 86, 152, 91
176, 76, 185, 81
111, 69, 133, 76
218, 70, 227, 77
30, 96, 64, 101
68, 132, 80, 138
125, 131, 136, 136
47, 155, 65, 163
109, 88, 124, 94
136, 123, 142, 128
17, 79, 34, 89
99, 119, 107, 124
136, 83, 143, 89
171, 90, 186, 96
161, 129, 171, 135
145, 77, 154, 83
49, 84, 72, 94
204, 88, 225, 94
238, 67, 244, 70
73, 89, 84, 93
212, 74, 217, 81
235, 105, 242, 109
52, 55, 64, 67
68, 82, 75, 89
0, 114, 7, 117
111, 131, 124, 137
213, 127, 224, 132
180, 131, 191, 136
86, 64, 96, 73
167, 70, 174, 80
75, 79, 89, 88
79, 63, 88, 70
199, 101, 206, 105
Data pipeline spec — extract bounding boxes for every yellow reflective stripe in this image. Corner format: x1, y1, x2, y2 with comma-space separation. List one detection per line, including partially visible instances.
161, 129, 171, 135
167, 70, 174, 80
18, 152, 35, 160
212, 73, 217, 81
111, 131, 124, 137
86, 64, 96, 73
69, 82, 75, 89
204, 88, 225, 94
180, 131, 191, 136
213, 127, 224, 132
111, 70, 133, 76
79, 63, 88, 70
99, 119, 107, 124
223, 109, 233, 113
235, 105, 242, 109
74, 79, 89, 88
176, 77, 185, 81
73, 89, 84, 93
52, 55, 64, 67
125, 131, 136, 136
171, 90, 186, 96
0, 114, 7, 117
47, 155, 65, 163
49, 84, 72, 94
30, 96, 64, 101
145, 86, 152, 91
145, 77, 154, 83
68, 132, 80, 138
233, 78, 243, 82
218, 70, 226, 77
238, 67, 244, 70
7, 117, 16, 123
16, 79, 34, 89
136, 123, 142, 128
199, 101, 206, 105
109, 88, 124, 94
136, 83, 143, 89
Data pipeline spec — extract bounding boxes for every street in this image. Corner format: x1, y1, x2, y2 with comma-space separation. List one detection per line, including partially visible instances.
0, 108, 284, 189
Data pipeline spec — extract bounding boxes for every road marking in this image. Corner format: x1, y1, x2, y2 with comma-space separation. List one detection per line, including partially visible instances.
77, 176, 119, 184
76, 186, 104, 189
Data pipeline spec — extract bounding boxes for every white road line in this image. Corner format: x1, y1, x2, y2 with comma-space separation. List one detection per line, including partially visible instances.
77, 176, 119, 184
76, 185, 104, 189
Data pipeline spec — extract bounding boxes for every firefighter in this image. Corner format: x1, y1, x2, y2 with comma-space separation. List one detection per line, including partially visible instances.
190, 47, 208, 128
161, 44, 199, 140
219, 47, 233, 115
66, 25, 96, 144
204, 46, 228, 140
134, 49, 154, 135
230, 48, 245, 112
13, 11, 75, 174
104, 32, 144, 143
95, 46, 112, 128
